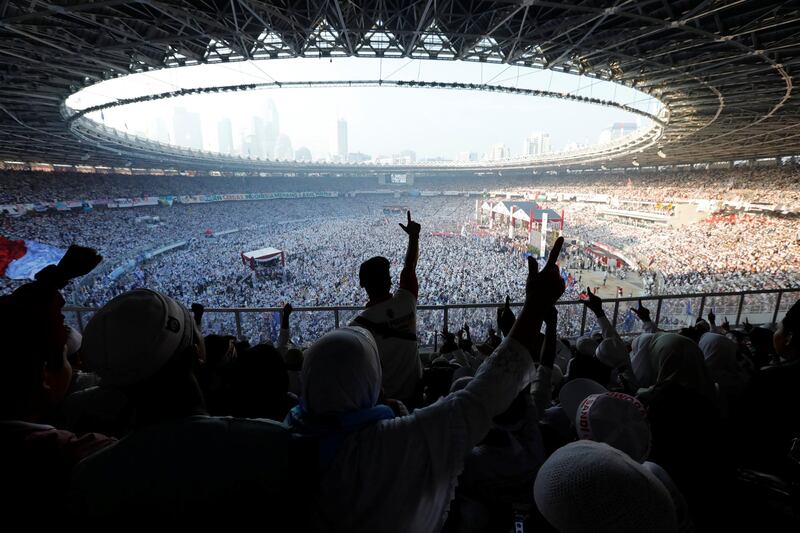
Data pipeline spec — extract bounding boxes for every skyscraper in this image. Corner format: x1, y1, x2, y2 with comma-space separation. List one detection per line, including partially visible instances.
597, 122, 637, 144
264, 99, 279, 159
337, 118, 348, 162
524, 132, 551, 157
276, 134, 293, 160
490, 143, 511, 160
173, 107, 203, 150
217, 118, 233, 155
251, 116, 268, 158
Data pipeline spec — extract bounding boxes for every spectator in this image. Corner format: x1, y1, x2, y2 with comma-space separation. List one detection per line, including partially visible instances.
534, 440, 678, 533
0, 246, 113, 519
350, 211, 423, 406
70, 289, 292, 521
284, 237, 565, 532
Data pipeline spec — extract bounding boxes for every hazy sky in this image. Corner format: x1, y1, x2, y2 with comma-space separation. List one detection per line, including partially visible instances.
67, 57, 660, 160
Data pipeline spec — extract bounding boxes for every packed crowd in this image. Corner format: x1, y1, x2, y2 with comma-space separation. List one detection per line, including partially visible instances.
1, 225, 797, 530
2, 178, 799, 343
1, 164, 799, 208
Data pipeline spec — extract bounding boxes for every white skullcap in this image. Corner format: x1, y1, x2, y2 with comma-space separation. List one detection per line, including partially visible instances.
534, 440, 678, 533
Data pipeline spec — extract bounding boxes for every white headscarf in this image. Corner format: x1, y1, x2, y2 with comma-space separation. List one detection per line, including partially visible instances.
698, 332, 748, 396
301, 326, 382, 415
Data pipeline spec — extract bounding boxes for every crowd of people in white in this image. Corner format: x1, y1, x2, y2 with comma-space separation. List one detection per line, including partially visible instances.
1, 166, 798, 345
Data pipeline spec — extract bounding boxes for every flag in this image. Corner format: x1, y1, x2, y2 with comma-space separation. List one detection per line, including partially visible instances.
0, 237, 66, 280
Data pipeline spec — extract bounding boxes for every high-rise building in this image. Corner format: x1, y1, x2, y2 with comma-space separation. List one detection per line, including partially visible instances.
217, 118, 234, 155
250, 117, 267, 158
173, 107, 203, 150
597, 122, 638, 144
524, 132, 552, 157
276, 134, 293, 160
337, 118, 348, 161
457, 151, 479, 161
490, 143, 511, 160
263, 99, 279, 159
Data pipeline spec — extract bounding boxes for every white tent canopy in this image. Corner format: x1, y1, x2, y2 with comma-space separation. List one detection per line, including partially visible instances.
241, 247, 285, 269
242, 247, 283, 261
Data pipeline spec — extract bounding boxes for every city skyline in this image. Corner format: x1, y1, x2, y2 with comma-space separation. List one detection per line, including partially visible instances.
71, 57, 655, 161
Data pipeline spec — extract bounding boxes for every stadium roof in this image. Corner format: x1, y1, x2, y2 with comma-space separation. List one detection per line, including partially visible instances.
1, 1, 799, 173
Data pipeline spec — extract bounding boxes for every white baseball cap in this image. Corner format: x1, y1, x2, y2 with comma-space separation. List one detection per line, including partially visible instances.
559, 378, 651, 462
82, 289, 195, 387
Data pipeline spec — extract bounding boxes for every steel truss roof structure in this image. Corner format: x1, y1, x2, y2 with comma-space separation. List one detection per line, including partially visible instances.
0, 0, 798, 173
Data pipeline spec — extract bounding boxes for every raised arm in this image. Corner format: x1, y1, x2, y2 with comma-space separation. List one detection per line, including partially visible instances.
632, 300, 658, 333
277, 303, 292, 355
399, 210, 420, 273
371, 238, 565, 520
532, 306, 558, 419
416, 237, 565, 446
585, 287, 620, 342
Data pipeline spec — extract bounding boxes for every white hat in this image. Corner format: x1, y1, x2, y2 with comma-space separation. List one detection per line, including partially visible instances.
595, 337, 629, 368
534, 441, 678, 533
559, 378, 651, 462
82, 289, 194, 387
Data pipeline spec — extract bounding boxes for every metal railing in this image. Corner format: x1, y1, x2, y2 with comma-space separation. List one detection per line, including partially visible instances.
64, 287, 799, 349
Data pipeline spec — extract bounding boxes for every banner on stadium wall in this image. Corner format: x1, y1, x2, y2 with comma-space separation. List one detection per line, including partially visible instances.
131, 197, 159, 207
0, 204, 28, 216
109, 198, 133, 208
2, 190, 341, 216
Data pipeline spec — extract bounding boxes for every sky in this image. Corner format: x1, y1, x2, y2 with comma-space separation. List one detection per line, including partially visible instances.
66, 57, 661, 160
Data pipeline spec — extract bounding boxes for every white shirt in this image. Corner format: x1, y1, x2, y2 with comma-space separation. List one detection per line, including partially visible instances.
351, 288, 422, 400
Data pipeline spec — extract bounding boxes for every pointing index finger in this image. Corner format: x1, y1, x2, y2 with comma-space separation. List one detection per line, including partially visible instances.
407, 211, 412, 224
546, 236, 564, 268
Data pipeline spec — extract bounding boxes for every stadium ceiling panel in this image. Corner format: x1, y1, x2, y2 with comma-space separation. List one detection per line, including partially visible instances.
0, 0, 798, 172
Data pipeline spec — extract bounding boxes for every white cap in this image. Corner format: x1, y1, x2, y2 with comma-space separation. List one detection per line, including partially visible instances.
82, 289, 194, 387
534, 441, 678, 533
559, 378, 651, 462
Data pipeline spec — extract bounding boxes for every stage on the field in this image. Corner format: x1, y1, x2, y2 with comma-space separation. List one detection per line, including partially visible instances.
241, 247, 285, 269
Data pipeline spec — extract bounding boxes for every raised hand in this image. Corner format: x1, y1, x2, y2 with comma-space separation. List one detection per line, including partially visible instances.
708, 309, 716, 324
281, 302, 293, 328
57, 245, 103, 280
722, 316, 730, 331
497, 295, 516, 336
399, 211, 421, 238
190, 303, 205, 326
584, 286, 604, 315
631, 300, 652, 322
525, 237, 565, 307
